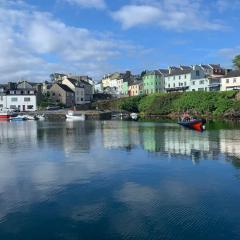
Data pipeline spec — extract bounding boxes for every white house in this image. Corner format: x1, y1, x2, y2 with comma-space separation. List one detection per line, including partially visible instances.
221, 70, 240, 91
165, 65, 206, 92
0, 87, 37, 111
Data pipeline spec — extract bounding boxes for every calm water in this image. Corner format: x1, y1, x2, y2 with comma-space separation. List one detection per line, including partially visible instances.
0, 120, 240, 240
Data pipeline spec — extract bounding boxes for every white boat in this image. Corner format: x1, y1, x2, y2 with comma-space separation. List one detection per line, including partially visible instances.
130, 113, 139, 120
35, 114, 45, 121
22, 115, 35, 120
66, 111, 85, 121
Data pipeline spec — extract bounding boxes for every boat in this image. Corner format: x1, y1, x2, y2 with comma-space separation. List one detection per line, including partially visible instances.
0, 108, 15, 119
178, 118, 206, 131
35, 114, 45, 121
22, 115, 35, 120
9, 115, 27, 121
66, 111, 85, 121
130, 113, 139, 121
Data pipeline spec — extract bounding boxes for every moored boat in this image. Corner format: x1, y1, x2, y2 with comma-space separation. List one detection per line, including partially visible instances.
9, 115, 27, 121
130, 113, 139, 121
178, 118, 206, 131
0, 108, 15, 120
66, 111, 85, 121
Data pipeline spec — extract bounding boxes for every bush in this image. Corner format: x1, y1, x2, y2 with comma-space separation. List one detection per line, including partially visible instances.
118, 96, 143, 112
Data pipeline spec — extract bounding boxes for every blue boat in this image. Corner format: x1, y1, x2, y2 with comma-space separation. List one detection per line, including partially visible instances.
9, 116, 27, 121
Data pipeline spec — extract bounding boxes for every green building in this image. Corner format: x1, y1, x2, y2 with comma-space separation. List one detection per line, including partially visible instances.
122, 81, 129, 96
143, 70, 166, 95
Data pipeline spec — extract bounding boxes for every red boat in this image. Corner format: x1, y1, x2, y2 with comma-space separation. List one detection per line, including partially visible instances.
178, 118, 206, 131
0, 108, 14, 120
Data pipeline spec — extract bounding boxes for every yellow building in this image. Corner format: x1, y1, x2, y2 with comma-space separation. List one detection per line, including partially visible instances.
128, 81, 143, 96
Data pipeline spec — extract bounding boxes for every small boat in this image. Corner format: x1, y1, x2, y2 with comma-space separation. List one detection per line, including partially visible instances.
66, 111, 85, 121
130, 113, 139, 121
35, 114, 45, 121
178, 118, 206, 131
9, 115, 27, 121
22, 115, 35, 120
0, 108, 15, 119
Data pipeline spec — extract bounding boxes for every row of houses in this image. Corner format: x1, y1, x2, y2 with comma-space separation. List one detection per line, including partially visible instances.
0, 74, 94, 111
96, 64, 240, 97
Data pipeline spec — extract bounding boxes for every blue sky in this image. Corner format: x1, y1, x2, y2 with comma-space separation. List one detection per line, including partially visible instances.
0, 0, 239, 82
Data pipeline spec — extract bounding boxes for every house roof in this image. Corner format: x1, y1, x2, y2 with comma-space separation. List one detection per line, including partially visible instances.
201, 64, 212, 70
167, 69, 192, 77
67, 77, 92, 86
209, 64, 222, 69
57, 83, 74, 93
129, 80, 143, 86
144, 70, 161, 76
180, 65, 192, 70
158, 69, 169, 75
222, 70, 240, 78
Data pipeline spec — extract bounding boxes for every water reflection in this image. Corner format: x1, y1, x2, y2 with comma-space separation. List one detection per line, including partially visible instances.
0, 120, 240, 239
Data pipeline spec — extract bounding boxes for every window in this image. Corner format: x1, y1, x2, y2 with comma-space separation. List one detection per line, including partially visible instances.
192, 81, 195, 85
168, 84, 170, 88
200, 80, 204, 85
11, 97, 18, 102
185, 75, 187, 79
196, 70, 200, 76
0, 104, 3, 108
179, 76, 181, 80
173, 76, 175, 80
173, 83, 175, 87
27, 105, 33, 109
0, 96, 3, 101
233, 78, 237, 83
10, 105, 17, 109
226, 79, 229, 83
24, 97, 31, 102
184, 82, 186, 86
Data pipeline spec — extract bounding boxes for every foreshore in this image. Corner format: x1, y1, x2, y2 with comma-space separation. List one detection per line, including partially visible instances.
18, 110, 112, 120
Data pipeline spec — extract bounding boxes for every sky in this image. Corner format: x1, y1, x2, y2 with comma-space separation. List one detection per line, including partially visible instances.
0, 0, 240, 82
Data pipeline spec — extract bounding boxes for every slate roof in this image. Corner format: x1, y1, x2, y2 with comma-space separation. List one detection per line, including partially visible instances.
167, 69, 192, 77
222, 70, 240, 78
67, 78, 92, 87
180, 65, 192, 70
128, 80, 143, 86
57, 83, 74, 93
201, 64, 212, 70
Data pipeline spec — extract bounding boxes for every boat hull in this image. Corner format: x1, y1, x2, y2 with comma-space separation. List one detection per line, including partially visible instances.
0, 115, 11, 119
66, 115, 85, 121
178, 119, 206, 131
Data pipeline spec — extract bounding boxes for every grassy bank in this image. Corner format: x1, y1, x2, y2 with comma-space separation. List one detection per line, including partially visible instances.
95, 91, 240, 119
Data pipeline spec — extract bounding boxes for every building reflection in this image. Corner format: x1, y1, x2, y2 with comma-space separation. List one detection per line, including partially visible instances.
102, 121, 140, 150
220, 129, 240, 158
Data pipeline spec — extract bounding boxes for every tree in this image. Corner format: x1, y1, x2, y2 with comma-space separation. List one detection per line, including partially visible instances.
233, 55, 240, 70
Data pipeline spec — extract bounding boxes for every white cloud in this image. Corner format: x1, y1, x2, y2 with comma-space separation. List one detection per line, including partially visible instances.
0, 1, 137, 82
62, 0, 106, 9
112, 0, 226, 31
217, 46, 240, 59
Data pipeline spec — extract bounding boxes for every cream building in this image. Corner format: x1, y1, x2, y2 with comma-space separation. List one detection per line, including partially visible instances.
221, 70, 240, 91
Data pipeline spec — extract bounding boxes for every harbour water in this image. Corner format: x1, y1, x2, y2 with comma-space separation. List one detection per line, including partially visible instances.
0, 120, 240, 240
